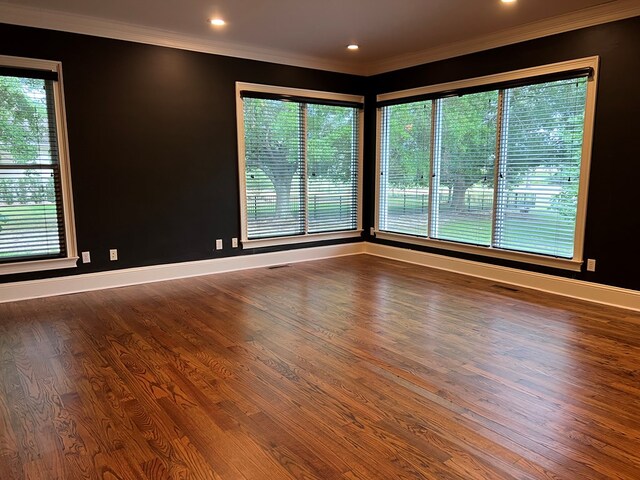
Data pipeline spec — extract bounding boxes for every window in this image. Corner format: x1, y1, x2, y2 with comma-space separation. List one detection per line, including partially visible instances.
237, 83, 363, 248
376, 58, 598, 271
0, 55, 76, 275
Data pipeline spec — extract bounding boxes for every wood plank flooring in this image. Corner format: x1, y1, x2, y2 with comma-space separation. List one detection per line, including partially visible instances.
1, 254, 639, 479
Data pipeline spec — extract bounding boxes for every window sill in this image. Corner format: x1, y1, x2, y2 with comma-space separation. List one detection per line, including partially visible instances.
374, 231, 583, 272
0, 256, 79, 276
242, 230, 363, 249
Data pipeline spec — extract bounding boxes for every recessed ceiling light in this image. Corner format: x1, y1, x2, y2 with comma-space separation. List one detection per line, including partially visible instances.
501, 0, 516, 3
347, 44, 359, 51
209, 18, 226, 26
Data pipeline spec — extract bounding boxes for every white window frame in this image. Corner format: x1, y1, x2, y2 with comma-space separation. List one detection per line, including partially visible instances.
375, 57, 599, 271
0, 55, 78, 275
236, 82, 363, 249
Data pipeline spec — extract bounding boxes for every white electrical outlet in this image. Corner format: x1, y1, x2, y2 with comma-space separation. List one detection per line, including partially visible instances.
586, 258, 596, 272
232, 237, 238, 248
216, 239, 223, 250
81, 251, 91, 263
109, 249, 118, 261
370, 227, 375, 236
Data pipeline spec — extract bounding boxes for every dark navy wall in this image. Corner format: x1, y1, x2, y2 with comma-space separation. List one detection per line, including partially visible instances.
365, 16, 640, 291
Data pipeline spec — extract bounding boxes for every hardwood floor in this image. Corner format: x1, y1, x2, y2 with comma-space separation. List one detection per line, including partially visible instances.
1, 255, 639, 479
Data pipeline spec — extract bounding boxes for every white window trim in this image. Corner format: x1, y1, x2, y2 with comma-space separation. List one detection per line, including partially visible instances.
374, 56, 599, 271
236, 82, 364, 249
0, 55, 78, 275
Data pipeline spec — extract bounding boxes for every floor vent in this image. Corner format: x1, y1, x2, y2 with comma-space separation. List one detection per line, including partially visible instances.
492, 284, 520, 293
267, 264, 291, 270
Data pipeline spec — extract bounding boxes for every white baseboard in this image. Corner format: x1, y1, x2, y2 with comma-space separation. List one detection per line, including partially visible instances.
0, 243, 365, 304
364, 243, 639, 312
1, 242, 637, 312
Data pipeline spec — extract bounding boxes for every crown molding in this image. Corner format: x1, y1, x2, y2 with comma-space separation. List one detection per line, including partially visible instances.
365, 0, 640, 75
0, 2, 368, 75
0, 1, 638, 77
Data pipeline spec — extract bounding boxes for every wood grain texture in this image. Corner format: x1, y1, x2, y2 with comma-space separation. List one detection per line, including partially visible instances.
1, 255, 639, 479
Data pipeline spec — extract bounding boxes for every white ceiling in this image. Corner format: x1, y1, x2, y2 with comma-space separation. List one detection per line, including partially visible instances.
1, 0, 639, 74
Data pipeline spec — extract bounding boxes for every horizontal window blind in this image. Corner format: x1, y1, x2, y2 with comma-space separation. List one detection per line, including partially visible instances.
495, 78, 587, 258
307, 104, 358, 234
378, 70, 590, 263
0, 74, 65, 262
433, 91, 498, 246
243, 98, 304, 238
242, 94, 359, 241
379, 101, 431, 236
